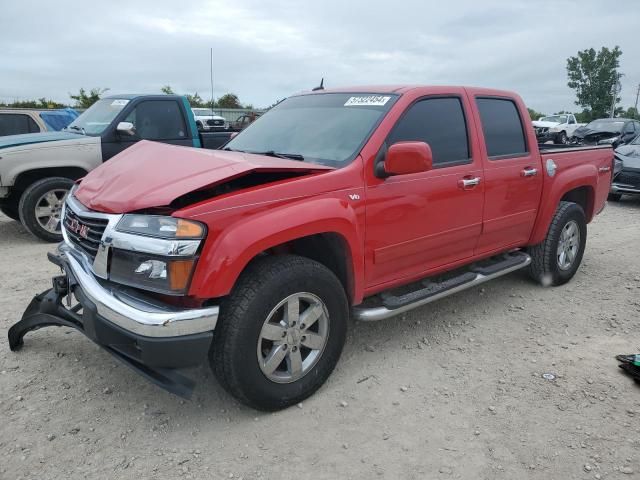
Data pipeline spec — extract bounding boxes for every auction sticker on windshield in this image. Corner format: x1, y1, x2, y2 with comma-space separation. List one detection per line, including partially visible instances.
344, 95, 391, 107
111, 99, 129, 107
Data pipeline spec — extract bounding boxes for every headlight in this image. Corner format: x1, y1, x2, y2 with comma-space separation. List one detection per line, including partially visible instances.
110, 215, 206, 295
549, 127, 561, 133
613, 156, 624, 175
116, 214, 205, 239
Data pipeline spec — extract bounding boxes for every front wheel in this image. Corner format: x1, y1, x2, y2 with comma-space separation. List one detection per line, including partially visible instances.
18, 177, 74, 242
528, 201, 587, 286
557, 131, 568, 144
210, 255, 349, 411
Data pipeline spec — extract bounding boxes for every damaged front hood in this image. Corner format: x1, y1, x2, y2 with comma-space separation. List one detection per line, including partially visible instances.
75, 141, 333, 213
572, 128, 619, 142
532, 120, 560, 128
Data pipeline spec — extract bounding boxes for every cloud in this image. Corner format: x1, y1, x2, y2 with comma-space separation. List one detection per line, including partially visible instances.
0, 0, 638, 113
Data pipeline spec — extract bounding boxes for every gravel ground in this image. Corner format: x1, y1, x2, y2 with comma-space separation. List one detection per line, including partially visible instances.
1, 199, 640, 480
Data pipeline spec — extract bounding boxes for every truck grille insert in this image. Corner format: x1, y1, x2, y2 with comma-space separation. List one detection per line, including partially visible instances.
616, 171, 640, 187
206, 119, 224, 127
63, 208, 108, 262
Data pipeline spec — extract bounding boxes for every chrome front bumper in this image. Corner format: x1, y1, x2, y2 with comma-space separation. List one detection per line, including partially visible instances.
59, 243, 219, 337
611, 183, 640, 195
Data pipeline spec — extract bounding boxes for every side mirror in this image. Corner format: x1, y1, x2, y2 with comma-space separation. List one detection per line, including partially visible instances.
383, 141, 433, 176
116, 121, 136, 136
229, 132, 239, 139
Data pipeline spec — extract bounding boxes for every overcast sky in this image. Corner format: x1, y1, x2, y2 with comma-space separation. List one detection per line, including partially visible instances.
1, 0, 639, 113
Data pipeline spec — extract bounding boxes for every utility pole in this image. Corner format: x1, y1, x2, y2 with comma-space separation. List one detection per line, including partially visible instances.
634, 83, 640, 118
210, 47, 214, 111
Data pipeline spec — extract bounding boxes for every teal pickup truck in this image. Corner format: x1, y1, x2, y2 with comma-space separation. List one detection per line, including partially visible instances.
0, 94, 234, 241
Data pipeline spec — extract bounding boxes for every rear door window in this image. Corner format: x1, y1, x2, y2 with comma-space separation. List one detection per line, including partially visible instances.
387, 97, 470, 167
0, 113, 40, 136
476, 98, 528, 159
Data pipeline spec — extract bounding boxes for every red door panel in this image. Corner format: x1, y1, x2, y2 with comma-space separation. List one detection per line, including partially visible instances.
365, 165, 483, 288
476, 156, 543, 253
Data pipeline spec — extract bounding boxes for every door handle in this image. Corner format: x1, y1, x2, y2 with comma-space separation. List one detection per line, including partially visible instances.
458, 177, 481, 189
598, 166, 610, 173
521, 167, 538, 177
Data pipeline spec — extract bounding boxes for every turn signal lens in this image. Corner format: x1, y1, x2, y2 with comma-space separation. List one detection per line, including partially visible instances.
176, 219, 205, 238
168, 259, 196, 291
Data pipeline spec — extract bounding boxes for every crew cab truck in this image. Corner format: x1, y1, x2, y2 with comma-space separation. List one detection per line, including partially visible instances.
0, 94, 233, 241
9, 86, 613, 410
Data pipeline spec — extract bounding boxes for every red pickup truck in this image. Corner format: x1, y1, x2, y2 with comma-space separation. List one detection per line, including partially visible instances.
9, 86, 613, 410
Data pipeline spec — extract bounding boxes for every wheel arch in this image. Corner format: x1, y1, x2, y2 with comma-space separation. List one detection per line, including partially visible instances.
13, 167, 87, 195
188, 198, 364, 304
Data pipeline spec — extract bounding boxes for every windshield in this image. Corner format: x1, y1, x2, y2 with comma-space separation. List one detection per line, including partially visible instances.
192, 108, 220, 117
585, 120, 624, 133
224, 93, 397, 166
66, 98, 129, 135
540, 115, 568, 124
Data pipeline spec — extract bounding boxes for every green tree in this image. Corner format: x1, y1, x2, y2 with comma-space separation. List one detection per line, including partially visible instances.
567, 46, 622, 119
1, 98, 65, 109
185, 92, 206, 107
161, 85, 175, 95
216, 93, 241, 109
69, 87, 109, 108
527, 108, 546, 120
624, 106, 639, 119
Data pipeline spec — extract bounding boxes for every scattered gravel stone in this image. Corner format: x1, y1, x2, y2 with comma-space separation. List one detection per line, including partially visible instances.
46, 434, 55, 441
339, 400, 348, 408
365, 345, 375, 352
620, 466, 634, 475
439, 466, 453, 474
488, 406, 496, 413
400, 386, 408, 392
103, 387, 112, 395
16, 395, 23, 401
584, 464, 592, 472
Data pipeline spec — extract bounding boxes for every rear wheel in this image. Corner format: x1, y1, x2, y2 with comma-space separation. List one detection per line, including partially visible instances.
528, 201, 587, 286
608, 193, 622, 202
210, 255, 348, 411
18, 177, 74, 242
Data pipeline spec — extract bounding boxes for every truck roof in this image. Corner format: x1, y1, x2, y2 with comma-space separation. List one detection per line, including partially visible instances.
103, 94, 184, 101
296, 85, 519, 98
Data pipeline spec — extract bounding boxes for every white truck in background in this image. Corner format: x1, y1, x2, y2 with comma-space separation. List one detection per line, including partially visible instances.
532, 114, 584, 144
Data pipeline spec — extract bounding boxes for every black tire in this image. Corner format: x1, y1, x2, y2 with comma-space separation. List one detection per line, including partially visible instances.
555, 131, 567, 144
608, 193, 622, 202
210, 255, 349, 411
0, 195, 20, 221
18, 177, 74, 242
528, 201, 587, 286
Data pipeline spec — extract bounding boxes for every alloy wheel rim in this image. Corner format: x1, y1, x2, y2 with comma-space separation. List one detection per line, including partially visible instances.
557, 220, 580, 270
34, 189, 68, 234
257, 292, 329, 384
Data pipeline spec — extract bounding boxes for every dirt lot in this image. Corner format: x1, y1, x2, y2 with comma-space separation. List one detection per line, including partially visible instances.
1, 200, 640, 480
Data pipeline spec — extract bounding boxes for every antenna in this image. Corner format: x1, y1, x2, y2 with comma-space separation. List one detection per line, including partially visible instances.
210, 47, 214, 111
312, 78, 324, 91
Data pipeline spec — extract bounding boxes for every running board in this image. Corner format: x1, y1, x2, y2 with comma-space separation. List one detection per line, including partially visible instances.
353, 251, 531, 322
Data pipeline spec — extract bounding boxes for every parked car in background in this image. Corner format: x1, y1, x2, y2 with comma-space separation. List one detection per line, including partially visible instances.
0, 108, 79, 137
571, 118, 640, 148
609, 134, 640, 201
9, 85, 612, 410
0, 95, 234, 241
532, 114, 583, 144
230, 112, 261, 131
191, 108, 227, 131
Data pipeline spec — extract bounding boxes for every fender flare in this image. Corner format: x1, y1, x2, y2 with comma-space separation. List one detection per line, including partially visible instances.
189, 197, 364, 302
529, 163, 597, 245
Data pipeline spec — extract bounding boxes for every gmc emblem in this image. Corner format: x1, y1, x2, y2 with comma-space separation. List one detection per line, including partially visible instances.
69, 218, 89, 239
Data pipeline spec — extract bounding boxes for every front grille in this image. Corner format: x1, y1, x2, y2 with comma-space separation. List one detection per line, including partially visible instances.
615, 170, 640, 187
63, 208, 108, 262
206, 119, 224, 127
535, 127, 549, 136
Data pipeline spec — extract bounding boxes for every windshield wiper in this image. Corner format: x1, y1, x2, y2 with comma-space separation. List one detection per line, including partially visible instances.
258, 151, 305, 161
65, 125, 86, 135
